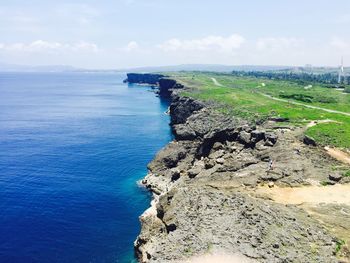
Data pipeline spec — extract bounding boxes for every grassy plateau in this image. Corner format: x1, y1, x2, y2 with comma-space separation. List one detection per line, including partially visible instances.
166, 72, 350, 150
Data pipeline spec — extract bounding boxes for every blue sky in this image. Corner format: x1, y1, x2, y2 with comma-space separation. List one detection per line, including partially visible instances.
1, 0, 349, 69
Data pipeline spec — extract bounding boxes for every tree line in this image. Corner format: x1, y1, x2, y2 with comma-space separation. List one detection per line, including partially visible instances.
231, 70, 350, 87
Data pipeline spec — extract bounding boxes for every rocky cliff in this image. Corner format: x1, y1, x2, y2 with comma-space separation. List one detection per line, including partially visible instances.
133, 75, 344, 263
125, 73, 184, 98
125, 73, 164, 85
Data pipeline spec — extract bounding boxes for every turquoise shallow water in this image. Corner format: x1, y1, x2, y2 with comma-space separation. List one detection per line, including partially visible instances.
0, 72, 172, 262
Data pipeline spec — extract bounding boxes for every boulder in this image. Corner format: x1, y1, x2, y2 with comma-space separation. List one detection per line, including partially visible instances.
264, 133, 278, 147
238, 131, 251, 145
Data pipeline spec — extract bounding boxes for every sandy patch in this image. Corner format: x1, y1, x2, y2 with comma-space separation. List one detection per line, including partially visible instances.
180, 253, 258, 263
255, 184, 350, 206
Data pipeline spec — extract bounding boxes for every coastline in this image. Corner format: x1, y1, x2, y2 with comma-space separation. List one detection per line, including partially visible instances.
127, 73, 346, 263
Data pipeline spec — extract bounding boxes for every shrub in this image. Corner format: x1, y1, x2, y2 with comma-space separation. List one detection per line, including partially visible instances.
344, 171, 350, 177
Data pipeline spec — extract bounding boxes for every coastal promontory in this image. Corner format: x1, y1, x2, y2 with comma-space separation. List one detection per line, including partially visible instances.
129, 72, 350, 263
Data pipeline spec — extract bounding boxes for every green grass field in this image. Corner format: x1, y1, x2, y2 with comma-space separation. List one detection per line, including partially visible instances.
166, 72, 350, 149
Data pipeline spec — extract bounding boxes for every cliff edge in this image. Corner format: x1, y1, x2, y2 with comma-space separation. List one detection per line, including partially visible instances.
131, 73, 347, 263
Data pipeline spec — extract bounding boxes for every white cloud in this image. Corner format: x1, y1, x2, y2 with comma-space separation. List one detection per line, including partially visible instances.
29, 40, 64, 51
72, 41, 99, 52
125, 41, 139, 52
0, 40, 100, 53
158, 34, 246, 53
256, 37, 304, 51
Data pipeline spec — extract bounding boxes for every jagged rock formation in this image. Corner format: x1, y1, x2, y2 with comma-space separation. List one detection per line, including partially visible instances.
125, 73, 184, 98
133, 75, 341, 263
125, 73, 164, 85
157, 78, 182, 97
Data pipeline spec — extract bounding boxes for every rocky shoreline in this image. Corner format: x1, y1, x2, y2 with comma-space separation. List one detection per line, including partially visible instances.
126, 74, 346, 263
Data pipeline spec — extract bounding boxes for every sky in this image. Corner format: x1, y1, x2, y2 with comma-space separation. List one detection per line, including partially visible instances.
0, 0, 350, 69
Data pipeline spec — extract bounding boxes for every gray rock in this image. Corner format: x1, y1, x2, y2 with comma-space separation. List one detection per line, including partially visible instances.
170, 168, 181, 182
251, 130, 265, 143
170, 96, 205, 125
136, 186, 338, 263
265, 133, 278, 146
204, 158, 215, 169
303, 135, 317, 146
238, 131, 251, 145
187, 167, 202, 178
216, 157, 225, 164
173, 124, 196, 140
209, 149, 225, 159
136, 88, 342, 263
260, 171, 285, 181
329, 173, 342, 182
212, 142, 224, 150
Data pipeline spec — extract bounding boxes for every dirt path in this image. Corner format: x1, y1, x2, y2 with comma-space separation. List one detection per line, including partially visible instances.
210, 78, 350, 117
325, 146, 350, 165
211, 77, 223, 87
306, 119, 340, 128
259, 92, 350, 117
211, 78, 350, 116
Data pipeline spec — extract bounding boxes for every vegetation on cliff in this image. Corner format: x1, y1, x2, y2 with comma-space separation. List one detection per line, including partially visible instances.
168, 72, 350, 149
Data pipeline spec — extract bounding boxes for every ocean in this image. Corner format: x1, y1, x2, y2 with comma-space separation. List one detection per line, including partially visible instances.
0, 72, 172, 263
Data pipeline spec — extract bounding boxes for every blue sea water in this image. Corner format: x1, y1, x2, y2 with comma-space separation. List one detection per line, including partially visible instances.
0, 72, 172, 263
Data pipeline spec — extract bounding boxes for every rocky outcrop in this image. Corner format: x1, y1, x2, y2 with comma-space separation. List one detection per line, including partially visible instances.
125, 73, 164, 85
136, 186, 337, 263
169, 95, 205, 125
158, 78, 184, 98
134, 76, 341, 263
125, 73, 185, 98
